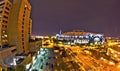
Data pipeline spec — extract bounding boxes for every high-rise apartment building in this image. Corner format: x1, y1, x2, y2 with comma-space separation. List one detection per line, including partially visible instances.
0, 0, 12, 48
8, 0, 32, 54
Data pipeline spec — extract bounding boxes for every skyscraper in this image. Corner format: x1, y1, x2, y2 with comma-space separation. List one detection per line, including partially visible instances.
8, 0, 32, 54
0, 0, 12, 48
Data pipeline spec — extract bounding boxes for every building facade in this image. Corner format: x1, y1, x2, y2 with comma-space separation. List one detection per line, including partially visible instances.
56, 31, 105, 45
28, 18, 32, 38
8, 0, 32, 54
0, 0, 12, 48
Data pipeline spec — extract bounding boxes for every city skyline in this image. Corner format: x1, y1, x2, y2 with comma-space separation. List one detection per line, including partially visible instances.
1, 0, 120, 71
30, 0, 120, 36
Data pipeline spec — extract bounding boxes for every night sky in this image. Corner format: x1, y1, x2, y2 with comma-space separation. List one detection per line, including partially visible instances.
29, 0, 120, 36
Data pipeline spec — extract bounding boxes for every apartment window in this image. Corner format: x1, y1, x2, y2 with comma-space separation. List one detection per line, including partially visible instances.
22, 21, 24, 24
23, 7, 26, 15
9, 4, 12, 7
5, 25, 7, 28
22, 30, 24, 33
23, 46, 24, 49
2, 35, 4, 38
2, 40, 6, 42
3, 20, 7, 23
2, 30, 6, 33
24, 10, 25, 14
3, 15, 8, 19
23, 50, 25, 53
5, 7, 10, 11
24, 7, 26, 11
7, 3, 10, 6
4, 11, 9, 15
22, 26, 24, 29
22, 42, 24, 45
7, 2, 11, 7
3, 25, 5, 28
2, 25, 4, 28
0, 3, 5, 6
25, 5, 27, 8
4, 34, 7, 38
22, 34, 24, 37
2, 25, 7, 28
23, 14, 25, 17
23, 18, 24, 21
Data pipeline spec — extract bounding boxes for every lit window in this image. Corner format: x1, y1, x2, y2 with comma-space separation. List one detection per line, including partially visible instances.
2, 36, 4, 38
2, 30, 6, 33
25, 5, 27, 8
4, 34, 7, 37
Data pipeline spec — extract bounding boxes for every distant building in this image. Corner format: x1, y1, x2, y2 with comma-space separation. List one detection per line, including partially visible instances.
56, 31, 105, 45
8, 0, 32, 54
0, 0, 12, 48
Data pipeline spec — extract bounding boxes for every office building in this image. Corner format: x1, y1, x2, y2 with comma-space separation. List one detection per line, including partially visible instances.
0, 0, 12, 48
8, 0, 32, 54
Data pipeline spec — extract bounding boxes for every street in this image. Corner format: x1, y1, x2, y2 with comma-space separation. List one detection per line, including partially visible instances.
28, 38, 120, 71
29, 47, 82, 71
